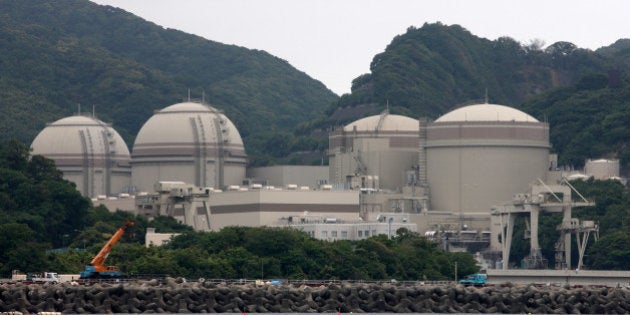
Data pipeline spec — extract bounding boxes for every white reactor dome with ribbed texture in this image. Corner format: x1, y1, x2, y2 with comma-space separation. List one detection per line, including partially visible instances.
31, 115, 131, 198
424, 103, 550, 228
131, 101, 247, 193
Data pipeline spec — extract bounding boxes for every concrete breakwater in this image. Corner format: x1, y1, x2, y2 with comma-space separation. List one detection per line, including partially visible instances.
1, 278, 629, 314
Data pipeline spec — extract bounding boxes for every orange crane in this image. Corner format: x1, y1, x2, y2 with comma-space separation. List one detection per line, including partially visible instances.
80, 220, 134, 279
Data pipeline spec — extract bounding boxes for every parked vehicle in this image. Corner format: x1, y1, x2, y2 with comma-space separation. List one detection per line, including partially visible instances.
28, 272, 60, 284
3, 270, 61, 284
459, 273, 487, 286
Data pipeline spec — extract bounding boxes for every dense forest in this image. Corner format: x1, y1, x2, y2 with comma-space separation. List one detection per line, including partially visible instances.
0, 141, 628, 279
326, 23, 629, 120
520, 73, 630, 167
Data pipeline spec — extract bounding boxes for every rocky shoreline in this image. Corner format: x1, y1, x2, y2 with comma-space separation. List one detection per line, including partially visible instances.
1, 278, 629, 314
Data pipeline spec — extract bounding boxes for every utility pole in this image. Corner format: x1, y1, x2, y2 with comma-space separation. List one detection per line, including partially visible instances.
454, 261, 458, 282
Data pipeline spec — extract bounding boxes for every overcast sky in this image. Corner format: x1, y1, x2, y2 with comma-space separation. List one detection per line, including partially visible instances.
90, 0, 630, 95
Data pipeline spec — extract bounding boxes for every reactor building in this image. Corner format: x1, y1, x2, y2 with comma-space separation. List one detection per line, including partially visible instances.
328, 110, 420, 191
131, 101, 248, 193
423, 103, 551, 230
30, 115, 131, 198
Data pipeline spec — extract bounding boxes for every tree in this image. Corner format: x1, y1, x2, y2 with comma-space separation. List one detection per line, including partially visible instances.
586, 230, 630, 270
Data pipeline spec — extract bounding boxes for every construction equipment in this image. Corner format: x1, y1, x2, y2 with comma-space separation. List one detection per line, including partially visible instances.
80, 220, 134, 279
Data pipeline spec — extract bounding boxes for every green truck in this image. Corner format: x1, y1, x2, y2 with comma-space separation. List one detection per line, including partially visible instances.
459, 273, 487, 286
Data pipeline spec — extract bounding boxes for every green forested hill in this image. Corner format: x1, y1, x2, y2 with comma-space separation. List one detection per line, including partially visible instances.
3, 3, 630, 170
329, 22, 625, 122
296, 23, 630, 170
521, 73, 630, 168
0, 0, 337, 149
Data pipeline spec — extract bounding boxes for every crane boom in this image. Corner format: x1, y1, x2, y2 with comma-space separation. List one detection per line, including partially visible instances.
80, 220, 134, 279
90, 220, 134, 268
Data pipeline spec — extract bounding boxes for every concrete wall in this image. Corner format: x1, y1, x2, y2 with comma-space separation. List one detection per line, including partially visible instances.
487, 269, 630, 287
585, 159, 620, 180
247, 165, 329, 188
209, 189, 360, 230
426, 121, 550, 216
427, 146, 549, 214
132, 160, 196, 193
329, 136, 419, 191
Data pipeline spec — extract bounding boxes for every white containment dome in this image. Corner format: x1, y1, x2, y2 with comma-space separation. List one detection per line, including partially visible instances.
31, 115, 132, 198
131, 101, 247, 193
424, 103, 550, 228
328, 110, 419, 190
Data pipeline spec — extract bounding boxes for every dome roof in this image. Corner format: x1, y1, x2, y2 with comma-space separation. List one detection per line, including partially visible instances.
133, 102, 244, 147
344, 113, 418, 132
435, 103, 538, 123
31, 115, 130, 157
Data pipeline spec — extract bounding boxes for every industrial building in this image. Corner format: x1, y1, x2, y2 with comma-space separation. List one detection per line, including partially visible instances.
131, 101, 247, 193
328, 111, 420, 191
584, 159, 621, 180
246, 165, 328, 188
31, 115, 131, 198
423, 103, 551, 230
34, 100, 602, 269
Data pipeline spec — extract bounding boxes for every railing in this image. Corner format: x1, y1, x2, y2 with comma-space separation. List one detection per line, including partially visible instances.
2, 276, 456, 287
191, 278, 455, 287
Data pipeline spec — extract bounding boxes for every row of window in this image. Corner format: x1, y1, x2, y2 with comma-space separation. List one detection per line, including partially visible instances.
319, 230, 378, 239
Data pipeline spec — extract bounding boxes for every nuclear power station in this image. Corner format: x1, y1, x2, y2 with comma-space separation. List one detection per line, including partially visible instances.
31, 100, 608, 270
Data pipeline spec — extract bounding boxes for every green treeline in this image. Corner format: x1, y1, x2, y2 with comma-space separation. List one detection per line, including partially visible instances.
52, 226, 480, 281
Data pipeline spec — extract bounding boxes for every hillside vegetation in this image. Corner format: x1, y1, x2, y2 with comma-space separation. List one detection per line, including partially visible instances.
521, 73, 630, 167
329, 23, 626, 121
0, 0, 337, 153
3, 2, 630, 170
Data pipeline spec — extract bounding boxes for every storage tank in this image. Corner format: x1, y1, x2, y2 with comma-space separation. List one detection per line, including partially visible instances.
584, 159, 619, 180
328, 110, 419, 190
31, 115, 131, 198
425, 103, 550, 220
131, 101, 247, 192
